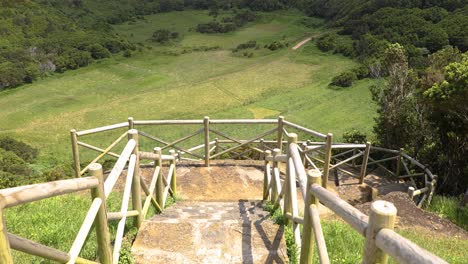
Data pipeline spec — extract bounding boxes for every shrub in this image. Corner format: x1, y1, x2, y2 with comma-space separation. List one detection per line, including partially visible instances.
0, 148, 32, 176
235, 40, 257, 50
316, 33, 337, 52
87, 44, 111, 59
352, 65, 369, 80
152, 29, 171, 43
342, 129, 367, 143
123, 50, 132, 58
330, 71, 357, 87
0, 137, 38, 163
335, 42, 355, 57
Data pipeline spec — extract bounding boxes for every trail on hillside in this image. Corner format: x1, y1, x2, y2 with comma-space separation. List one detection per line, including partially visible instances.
292, 36, 313, 50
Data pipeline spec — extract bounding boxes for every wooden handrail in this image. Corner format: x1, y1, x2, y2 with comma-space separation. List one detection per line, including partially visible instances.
282, 120, 327, 139
376, 229, 447, 263
76, 122, 128, 136
103, 139, 136, 197
113, 154, 136, 263
68, 198, 103, 264
0, 177, 98, 208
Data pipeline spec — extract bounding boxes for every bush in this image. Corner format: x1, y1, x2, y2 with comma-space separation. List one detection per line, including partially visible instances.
0, 137, 38, 163
342, 129, 367, 143
87, 44, 111, 59
316, 33, 337, 52
235, 40, 257, 51
123, 50, 132, 58
352, 65, 369, 80
330, 71, 357, 87
0, 148, 32, 176
335, 42, 355, 57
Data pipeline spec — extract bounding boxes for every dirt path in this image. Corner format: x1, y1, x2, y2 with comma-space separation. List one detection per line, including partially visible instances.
292, 36, 313, 50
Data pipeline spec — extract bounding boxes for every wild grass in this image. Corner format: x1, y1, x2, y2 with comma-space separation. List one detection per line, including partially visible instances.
427, 195, 468, 231
0, 10, 377, 170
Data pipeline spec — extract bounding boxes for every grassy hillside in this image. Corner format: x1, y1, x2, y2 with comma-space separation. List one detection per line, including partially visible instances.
0, 10, 377, 168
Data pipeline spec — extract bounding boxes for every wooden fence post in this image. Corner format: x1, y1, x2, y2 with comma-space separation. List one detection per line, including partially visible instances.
204, 116, 210, 167
271, 148, 280, 203
360, 142, 371, 184
89, 163, 113, 264
300, 170, 321, 264
322, 133, 333, 188
260, 138, 265, 160
128, 117, 134, 130
284, 133, 297, 225
128, 129, 143, 228
0, 196, 13, 264
263, 150, 272, 201
70, 129, 81, 178
154, 147, 164, 208
277, 116, 284, 151
396, 148, 403, 180
363, 200, 397, 264
169, 149, 177, 196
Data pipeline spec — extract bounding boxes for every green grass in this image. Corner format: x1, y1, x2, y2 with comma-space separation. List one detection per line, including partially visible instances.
4, 188, 168, 263
0, 9, 377, 170
265, 202, 467, 263
427, 195, 468, 231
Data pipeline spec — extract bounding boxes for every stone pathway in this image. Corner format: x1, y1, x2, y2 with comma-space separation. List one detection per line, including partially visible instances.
132, 162, 288, 263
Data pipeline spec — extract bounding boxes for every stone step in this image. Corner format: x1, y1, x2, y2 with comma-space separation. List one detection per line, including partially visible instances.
132, 200, 288, 264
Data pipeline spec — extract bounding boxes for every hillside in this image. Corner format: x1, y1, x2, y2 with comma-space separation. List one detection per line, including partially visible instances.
0, 10, 378, 169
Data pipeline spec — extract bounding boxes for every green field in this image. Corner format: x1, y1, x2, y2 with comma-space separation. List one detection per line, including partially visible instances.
0, 10, 377, 167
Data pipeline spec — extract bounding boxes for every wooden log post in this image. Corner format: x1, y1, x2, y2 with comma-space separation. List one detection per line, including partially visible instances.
259, 138, 265, 160
128, 129, 143, 228
363, 200, 397, 264
0, 196, 13, 264
277, 116, 284, 151
359, 142, 371, 184
128, 117, 134, 130
89, 163, 113, 264
263, 150, 272, 201
299, 169, 321, 264
70, 129, 81, 178
352, 147, 357, 168
271, 148, 281, 203
169, 149, 177, 196
427, 176, 437, 206
204, 116, 210, 167
154, 147, 164, 208
284, 133, 297, 225
395, 148, 403, 182
322, 133, 333, 188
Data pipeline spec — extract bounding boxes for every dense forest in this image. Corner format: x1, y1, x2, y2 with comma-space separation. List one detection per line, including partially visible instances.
0, 0, 466, 195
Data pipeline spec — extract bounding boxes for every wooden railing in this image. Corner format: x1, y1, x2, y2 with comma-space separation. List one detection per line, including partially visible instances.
263, 133, 447, 264
0, 129, 177, 263
71, 116, 436, 207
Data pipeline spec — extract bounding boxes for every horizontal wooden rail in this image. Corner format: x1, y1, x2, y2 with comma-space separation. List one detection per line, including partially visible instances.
370, 146, 400, 154
265, 154, 287, 162
8, 233, 97, 264
0, 177, 98, 208
107, 210, 139, 221
139, 151, 175, 161
376, 229, 447, 263
76, 122, 128, 136
210, 119, 277, 124
133, 120, 203, 125
283, 120, 327, 139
